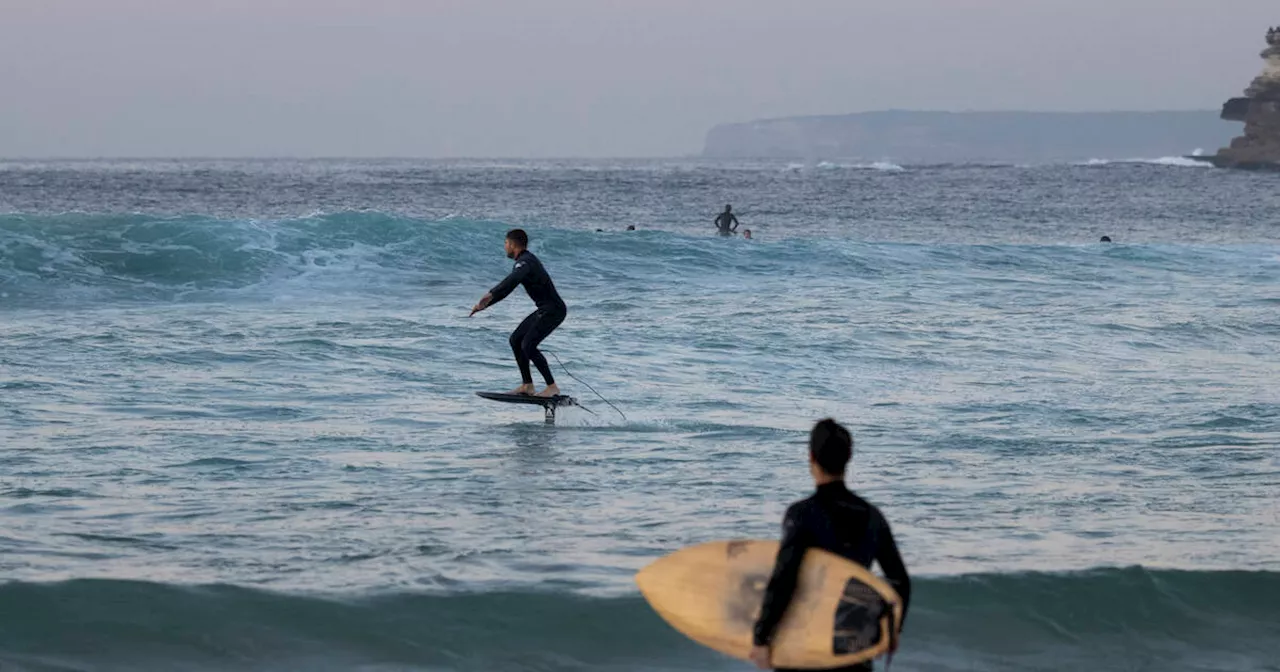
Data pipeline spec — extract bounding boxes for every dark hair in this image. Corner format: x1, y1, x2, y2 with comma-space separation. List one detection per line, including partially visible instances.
506, 229, 529, 247
809, 418, 852, 475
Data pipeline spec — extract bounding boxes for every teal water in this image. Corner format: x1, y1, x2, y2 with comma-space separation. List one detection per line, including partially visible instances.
1, 160, 1278, 670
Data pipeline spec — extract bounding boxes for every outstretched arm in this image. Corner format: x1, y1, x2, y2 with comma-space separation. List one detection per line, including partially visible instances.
471, 260, 531, 315
469, 293, 493, 316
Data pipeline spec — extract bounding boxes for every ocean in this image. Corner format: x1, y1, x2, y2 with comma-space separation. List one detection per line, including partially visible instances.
1, 158, 1278, 671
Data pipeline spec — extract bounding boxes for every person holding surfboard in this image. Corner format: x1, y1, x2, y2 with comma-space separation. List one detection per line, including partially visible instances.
469, 229, 567, 398
750, 419, 912, 671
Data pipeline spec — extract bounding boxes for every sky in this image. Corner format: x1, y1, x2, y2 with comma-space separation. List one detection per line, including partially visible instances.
1, 0, 1276, 158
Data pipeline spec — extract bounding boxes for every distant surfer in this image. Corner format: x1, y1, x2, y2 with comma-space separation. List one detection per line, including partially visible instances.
715, 204, 740, 236
750, 419, 912, 672
469, 229, 567, 398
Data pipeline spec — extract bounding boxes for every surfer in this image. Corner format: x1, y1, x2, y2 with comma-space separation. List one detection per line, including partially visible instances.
749, 419, 912, 672
714, 204, 740, 236
469, 229, 567, 398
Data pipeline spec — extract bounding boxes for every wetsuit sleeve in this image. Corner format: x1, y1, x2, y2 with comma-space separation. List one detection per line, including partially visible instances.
488, 260, 531, 306
752, 505, 808, 646
874, 515, 912, 631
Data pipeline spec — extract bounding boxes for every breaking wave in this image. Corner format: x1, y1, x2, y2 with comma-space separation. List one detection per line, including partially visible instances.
0, 567, 1276, 671
1080, 156, 1215, 168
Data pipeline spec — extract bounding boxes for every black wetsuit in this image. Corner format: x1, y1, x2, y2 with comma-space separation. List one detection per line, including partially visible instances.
753, 482, 912, 672
715, 211, 739, 235
488, 249, 566, 386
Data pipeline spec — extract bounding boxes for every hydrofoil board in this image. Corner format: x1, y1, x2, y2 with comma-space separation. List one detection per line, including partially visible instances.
475, 391, 576, 407
475, 391, 578, 423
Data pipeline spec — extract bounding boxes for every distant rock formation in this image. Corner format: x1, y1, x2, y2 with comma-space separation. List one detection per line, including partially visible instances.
1200, 27, 1280, 170
701, 111, 1230, 164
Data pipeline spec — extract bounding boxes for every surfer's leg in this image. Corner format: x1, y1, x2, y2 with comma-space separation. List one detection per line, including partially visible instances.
521, 308, 565, 392
508, 312, 540, 392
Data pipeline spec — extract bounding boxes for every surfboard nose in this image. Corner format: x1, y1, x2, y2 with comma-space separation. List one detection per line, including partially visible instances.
633, 551, 676, 597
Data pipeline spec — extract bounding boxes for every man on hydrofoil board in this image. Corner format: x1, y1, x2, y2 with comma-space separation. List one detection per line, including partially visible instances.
470, 229, 567, 398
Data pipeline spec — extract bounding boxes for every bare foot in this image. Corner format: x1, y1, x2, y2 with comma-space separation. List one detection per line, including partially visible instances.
508, 383, 535, 395
536, 383, 560, 398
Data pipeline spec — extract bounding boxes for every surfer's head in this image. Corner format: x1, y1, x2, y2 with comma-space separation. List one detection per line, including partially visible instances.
505, 229, 529, 259
1100, 235, 1112, 243
809, 418, 852, 479
724, 204, 732, 212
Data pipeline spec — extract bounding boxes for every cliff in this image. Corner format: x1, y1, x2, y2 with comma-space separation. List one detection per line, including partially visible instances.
702, 110, 1231, 164
1201, 27, 1280, 170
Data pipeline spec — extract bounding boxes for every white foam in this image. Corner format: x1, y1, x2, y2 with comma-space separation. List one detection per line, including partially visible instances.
1079, 156, 1212, 168
807, 161, 906, 172
1140, 156, 1214, 168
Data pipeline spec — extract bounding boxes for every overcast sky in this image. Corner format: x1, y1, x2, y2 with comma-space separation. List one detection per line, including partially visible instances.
1, 0, 1275, 158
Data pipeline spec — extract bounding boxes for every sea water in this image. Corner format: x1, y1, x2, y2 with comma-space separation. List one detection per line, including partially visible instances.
1, 159, 1278, 670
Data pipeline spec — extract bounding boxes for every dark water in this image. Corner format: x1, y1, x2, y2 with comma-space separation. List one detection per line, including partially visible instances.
2, 568, 1277, 672
1, 158, 1278, 670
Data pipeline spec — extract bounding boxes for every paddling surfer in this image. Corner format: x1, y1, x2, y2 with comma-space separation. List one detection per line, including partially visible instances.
469, 229, 567, 398
750, 418, 913, 671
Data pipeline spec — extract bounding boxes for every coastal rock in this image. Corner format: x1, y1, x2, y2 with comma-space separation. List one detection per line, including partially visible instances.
1202, 28, 1280, 170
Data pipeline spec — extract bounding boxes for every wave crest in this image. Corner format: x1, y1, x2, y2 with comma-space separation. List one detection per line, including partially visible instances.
0, 212, 506, 304
0, 567, 1276, 671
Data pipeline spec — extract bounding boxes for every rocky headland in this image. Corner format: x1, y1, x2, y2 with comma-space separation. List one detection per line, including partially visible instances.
1199, 26, 1280, 170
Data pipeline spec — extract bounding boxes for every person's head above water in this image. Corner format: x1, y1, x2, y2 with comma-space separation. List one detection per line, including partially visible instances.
1100, 235, 1112, 243
808, 418, 852, 481
505, 228, 529, 259
743, 229, 752, 239
724, 204, 732, 213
